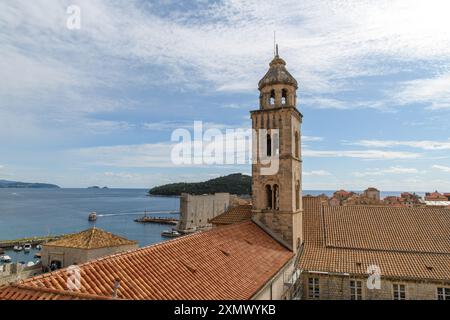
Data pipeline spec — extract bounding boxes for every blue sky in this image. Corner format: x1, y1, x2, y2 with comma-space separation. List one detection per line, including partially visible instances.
1, 0, 450, 191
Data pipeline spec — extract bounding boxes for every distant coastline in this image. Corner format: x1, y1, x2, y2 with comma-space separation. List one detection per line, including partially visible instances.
0, 180, 60, 189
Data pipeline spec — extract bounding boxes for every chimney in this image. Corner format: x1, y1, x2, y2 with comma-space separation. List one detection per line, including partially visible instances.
112, 279, 121, 298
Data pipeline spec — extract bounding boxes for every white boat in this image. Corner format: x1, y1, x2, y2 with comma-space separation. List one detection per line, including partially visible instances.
24, 243, 32, 252
161, 230, 181, 238
0, 255, 12, 263
36, 244, 42, 250
88, 212, 97, 221
13, 245, 23, 251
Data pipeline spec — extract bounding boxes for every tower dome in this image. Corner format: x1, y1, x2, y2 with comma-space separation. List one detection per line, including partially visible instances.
258, 46, 298, 109
258, 49, 298, 90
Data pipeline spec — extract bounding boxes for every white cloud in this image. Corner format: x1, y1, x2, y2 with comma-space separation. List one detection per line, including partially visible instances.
303, 136, 324, 142
432, 165, 450, 173
353, 166, 419, 177
304, 170, 331, 176
303, 149, 420, 160
393, 73, 450, 110
349, 139, 450, 150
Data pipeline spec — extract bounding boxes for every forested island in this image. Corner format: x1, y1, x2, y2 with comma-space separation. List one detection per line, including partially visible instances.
0, 180, 60, 189
148, 173, 252, 196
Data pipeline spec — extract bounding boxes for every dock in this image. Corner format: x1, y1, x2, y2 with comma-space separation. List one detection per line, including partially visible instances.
0, 234, 71, 250
134, 216, 178, 225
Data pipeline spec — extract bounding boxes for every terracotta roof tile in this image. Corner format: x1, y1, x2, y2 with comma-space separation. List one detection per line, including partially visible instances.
0, 221, 293, 300
44, 227, 137, 249
299, 197, 450, 282
210, 205, 253, 226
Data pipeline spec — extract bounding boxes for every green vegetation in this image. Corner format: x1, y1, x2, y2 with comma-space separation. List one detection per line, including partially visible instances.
148, 173, 252, 196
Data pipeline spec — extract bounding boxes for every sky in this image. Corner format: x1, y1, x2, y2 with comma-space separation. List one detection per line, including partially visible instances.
1, 0, 450, 191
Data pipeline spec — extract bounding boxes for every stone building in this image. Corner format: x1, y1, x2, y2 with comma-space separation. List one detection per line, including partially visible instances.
41, 228, 138, 270
363, 187, 380, 201
177, 193, 231, 233
2, 49, 450, 300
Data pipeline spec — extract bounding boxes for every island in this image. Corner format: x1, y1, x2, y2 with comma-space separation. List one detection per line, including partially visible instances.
148, 173, 251, 196
0, 180, 60, 189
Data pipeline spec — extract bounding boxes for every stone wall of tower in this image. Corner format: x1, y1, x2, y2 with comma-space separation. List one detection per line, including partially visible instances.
251, 106, 303, 251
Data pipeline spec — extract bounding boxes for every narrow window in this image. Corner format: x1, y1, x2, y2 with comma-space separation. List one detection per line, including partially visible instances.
281, 89, 288, 105
308, 278, 320, 299
266, 133, 272, 157
266, 185, 273, 209
294, 131, 300, 158
296, 181, 300, 210
350, 280, 363, 300
437, 287, 450, 300
393, 284, 406, 300
273, 184, 279, 210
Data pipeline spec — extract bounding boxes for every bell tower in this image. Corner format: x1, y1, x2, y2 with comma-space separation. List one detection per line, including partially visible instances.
251, 46, 303, 252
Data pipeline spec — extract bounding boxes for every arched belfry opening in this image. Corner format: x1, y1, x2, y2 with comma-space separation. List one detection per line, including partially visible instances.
281, 89, 288, 105
269, 89, 275, 106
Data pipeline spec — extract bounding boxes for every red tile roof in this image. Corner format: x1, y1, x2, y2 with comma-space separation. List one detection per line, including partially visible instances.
209, 205, 253, 226
44, 227, 137, 249
299, 197, 450, 281
0, 221, 293, 300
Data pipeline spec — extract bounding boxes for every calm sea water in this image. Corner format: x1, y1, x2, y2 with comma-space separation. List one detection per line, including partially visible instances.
0, 188, 179, 264
0, 188, 420, 264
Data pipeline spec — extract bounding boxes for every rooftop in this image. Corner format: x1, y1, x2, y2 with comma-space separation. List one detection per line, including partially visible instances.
43, 227, 137, 250
0, 221, 293, 300
299, 197, 450, 281
209, 205, 253, 226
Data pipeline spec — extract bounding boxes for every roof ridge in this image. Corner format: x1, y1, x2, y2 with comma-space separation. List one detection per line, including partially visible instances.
326, 244, 450, 256
11, 284, 117, 300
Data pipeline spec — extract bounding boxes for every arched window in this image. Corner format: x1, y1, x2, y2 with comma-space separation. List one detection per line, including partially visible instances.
266, 185, 273, 209
281, 89, 288, 105
269, 89, 275, 105
294, 131, 300, 158
266, 133, 272, 157
296, 181, 300, 210
273, 184, 280, 210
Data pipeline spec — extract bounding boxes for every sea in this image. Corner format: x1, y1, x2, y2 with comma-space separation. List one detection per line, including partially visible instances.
0, 188, 421, 264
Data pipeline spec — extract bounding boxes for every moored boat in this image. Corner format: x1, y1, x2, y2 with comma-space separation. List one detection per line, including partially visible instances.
0, 255, 12, 263
24, 243, 32, 252
13, 245, 23, 251
161, 230, 181, 238
34, 252, 42, 259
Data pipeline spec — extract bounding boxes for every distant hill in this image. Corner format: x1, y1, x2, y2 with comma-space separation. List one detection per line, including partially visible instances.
0, 180, 60, 189
148, 173, 252, 196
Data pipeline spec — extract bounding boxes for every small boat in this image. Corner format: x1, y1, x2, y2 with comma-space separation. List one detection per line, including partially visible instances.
13, 245, 23, 251
161, 230, 181, 238
24, 243, 32, 252
1, 255, 12, 263
88, 212, 97, 222
34, 252, 42, 259
36, 244, 42, 250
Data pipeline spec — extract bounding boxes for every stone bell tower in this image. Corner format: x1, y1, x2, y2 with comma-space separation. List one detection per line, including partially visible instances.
251, 46, 303, 252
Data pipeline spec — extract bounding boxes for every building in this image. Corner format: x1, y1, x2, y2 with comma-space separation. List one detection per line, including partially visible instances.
40, 228, 138, 270
298, 199, 450, 300
2, 49, 450, 300
425, 191, 448, 201
363, 187, 380, 201
177, 193, 231, 233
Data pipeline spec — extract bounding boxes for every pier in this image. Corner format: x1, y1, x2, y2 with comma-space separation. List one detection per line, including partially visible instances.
134, 216, 178, 225
0, 234, 70, 249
